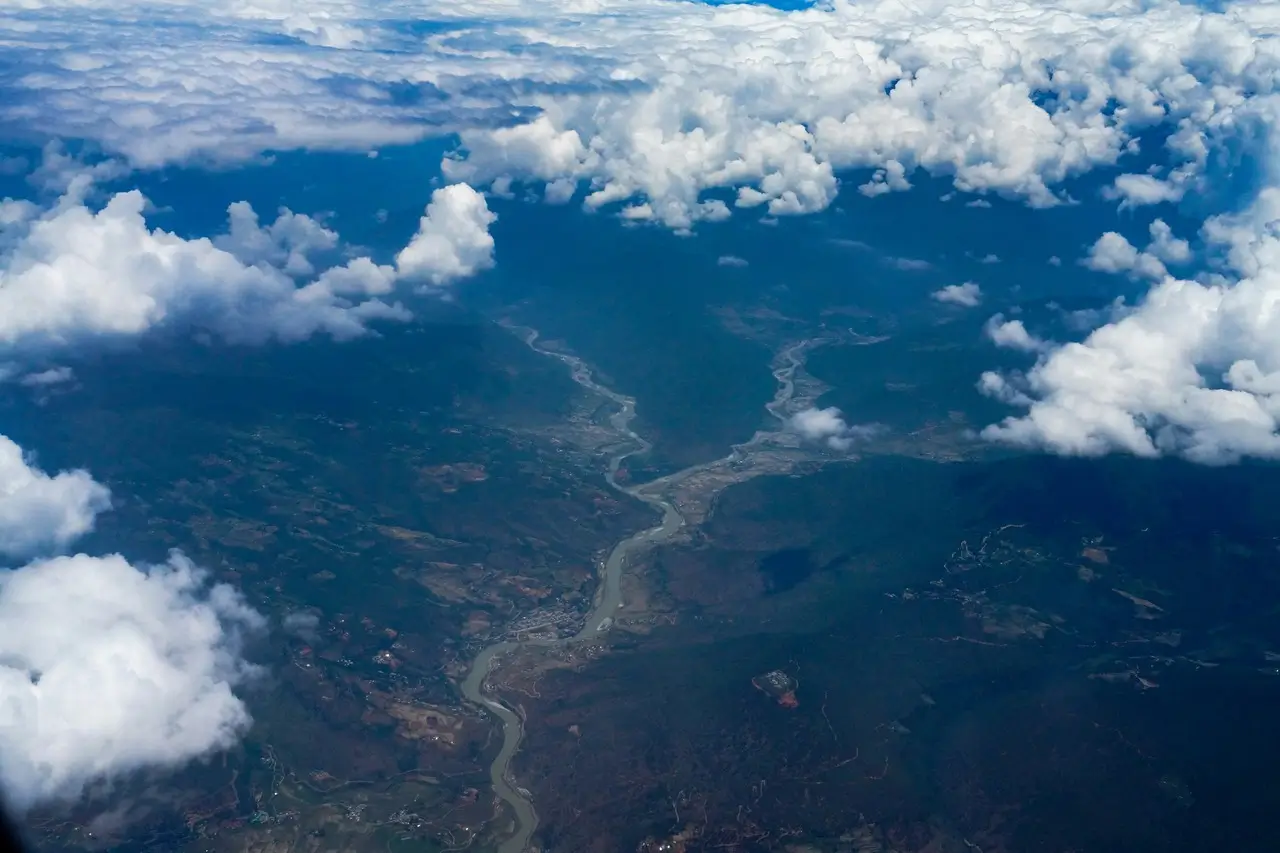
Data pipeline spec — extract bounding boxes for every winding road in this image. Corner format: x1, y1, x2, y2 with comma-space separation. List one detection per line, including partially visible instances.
458, 327, 815, 853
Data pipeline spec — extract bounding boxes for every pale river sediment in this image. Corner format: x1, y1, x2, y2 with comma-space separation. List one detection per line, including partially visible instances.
459, 329, 812, 853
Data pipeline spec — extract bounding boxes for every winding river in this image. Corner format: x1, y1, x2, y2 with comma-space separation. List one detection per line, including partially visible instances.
458, 328, 812, 853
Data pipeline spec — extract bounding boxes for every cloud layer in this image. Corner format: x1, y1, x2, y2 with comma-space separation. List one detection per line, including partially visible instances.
0, 0, 1270, 228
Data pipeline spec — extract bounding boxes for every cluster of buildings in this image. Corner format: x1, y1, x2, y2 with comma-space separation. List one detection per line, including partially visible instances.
504, 602, 585, 639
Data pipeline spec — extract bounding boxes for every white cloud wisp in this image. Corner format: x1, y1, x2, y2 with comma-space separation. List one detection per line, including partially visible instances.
789, 406, 880, 451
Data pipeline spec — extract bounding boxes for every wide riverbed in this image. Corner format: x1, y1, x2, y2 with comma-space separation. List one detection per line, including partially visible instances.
458, 327, 812, 853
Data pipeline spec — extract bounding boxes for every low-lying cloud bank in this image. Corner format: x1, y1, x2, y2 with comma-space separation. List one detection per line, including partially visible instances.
0, 443, 263, 812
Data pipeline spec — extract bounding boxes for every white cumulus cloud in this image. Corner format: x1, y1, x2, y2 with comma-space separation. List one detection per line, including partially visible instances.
983, 186, 1280, 464
932, 282, 982, 307
985, 314, 1049, 353
0, 188, 409, 349
1082, 219, 1192, 281
0, 431, 263, 812
214, 201, 340, 277
0, 436, 111, 558
1105, 173, 1187, 210
395, 184, 497, 288
0, 181, 496, 352
0, 550, 264, 811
